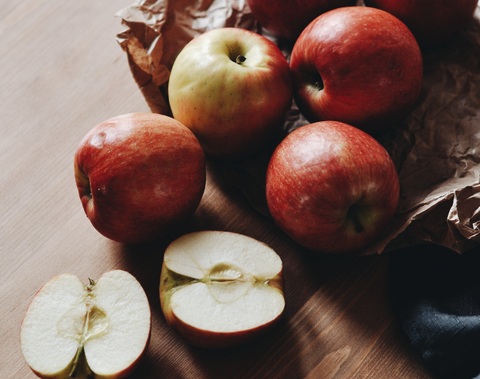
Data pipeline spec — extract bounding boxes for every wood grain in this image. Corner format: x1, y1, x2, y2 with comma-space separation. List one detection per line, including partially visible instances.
0, 0, 437, 378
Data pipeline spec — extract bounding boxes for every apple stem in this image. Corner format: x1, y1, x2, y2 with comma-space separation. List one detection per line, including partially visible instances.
236, 55, 246, 64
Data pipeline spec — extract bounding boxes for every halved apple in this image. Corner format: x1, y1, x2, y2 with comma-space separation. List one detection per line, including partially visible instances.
159, 231, 285, 349
20, 270, 151, 379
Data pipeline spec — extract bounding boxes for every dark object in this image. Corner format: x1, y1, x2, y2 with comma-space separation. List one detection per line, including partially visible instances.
390, 243, 480, 379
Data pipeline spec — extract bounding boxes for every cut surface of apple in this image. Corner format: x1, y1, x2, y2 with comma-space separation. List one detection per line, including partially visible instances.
160, 231, 285, 348
20, 270, 151, 379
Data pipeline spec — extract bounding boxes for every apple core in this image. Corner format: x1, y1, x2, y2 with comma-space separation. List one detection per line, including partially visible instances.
164, 263, 282, 304
54, 279, 110, 377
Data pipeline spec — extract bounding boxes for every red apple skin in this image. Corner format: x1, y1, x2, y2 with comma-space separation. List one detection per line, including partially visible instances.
74, 113, 206, 244
265, 121, 400, 255
364, 0, 478, 47
246, 0, 356, 41
163, 309, 283, 349
290, 7, 423, 134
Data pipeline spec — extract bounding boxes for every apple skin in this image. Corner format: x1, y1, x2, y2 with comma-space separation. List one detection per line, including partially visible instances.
265, 121, 400, 255
74, 113, 206, 244
159, 264, 284, 349
168, 27, 293, 160
290, 6, 423, 134
246, 0, 356, 41
364, 0, 478, 47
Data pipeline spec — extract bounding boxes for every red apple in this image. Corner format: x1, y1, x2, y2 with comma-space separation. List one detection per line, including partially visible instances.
290, 6, 423, 134
265, 121, 400, 254
160, 231, 285, 348
246, 0, 356, 41
168, 27, 293, 160
74, 113, 206, 244
364, 0, 478, 47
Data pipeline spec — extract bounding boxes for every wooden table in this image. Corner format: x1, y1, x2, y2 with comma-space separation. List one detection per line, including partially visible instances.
0, 1, 437, 378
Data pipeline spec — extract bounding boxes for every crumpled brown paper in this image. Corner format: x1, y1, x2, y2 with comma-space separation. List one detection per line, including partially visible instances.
115, 0, 480, 255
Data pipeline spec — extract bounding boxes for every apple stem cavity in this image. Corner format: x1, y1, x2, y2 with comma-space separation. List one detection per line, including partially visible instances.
307, 72, 324, 91
347, 204, 365, 234
75, 169, 93, 198
235, 55, 246, 64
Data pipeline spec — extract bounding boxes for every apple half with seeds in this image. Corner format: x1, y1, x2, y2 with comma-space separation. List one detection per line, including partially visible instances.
159, 231, 285, 349
20, 270, 151, 379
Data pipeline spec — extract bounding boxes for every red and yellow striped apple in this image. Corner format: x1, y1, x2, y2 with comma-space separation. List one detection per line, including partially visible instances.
290, 7, 423, 134
74, 113, 206, 244
266, 121, 400, 255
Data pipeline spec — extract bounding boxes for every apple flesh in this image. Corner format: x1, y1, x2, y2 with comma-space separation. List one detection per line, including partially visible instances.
20, 270, 151, 379
290, 6, 423, 134
159, 231, 285, 348
246, 0, 356, 41
74, 113, 206, 244
364, 0, 478, 47
168, 27, 293, 160
265, 121, 400, 255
